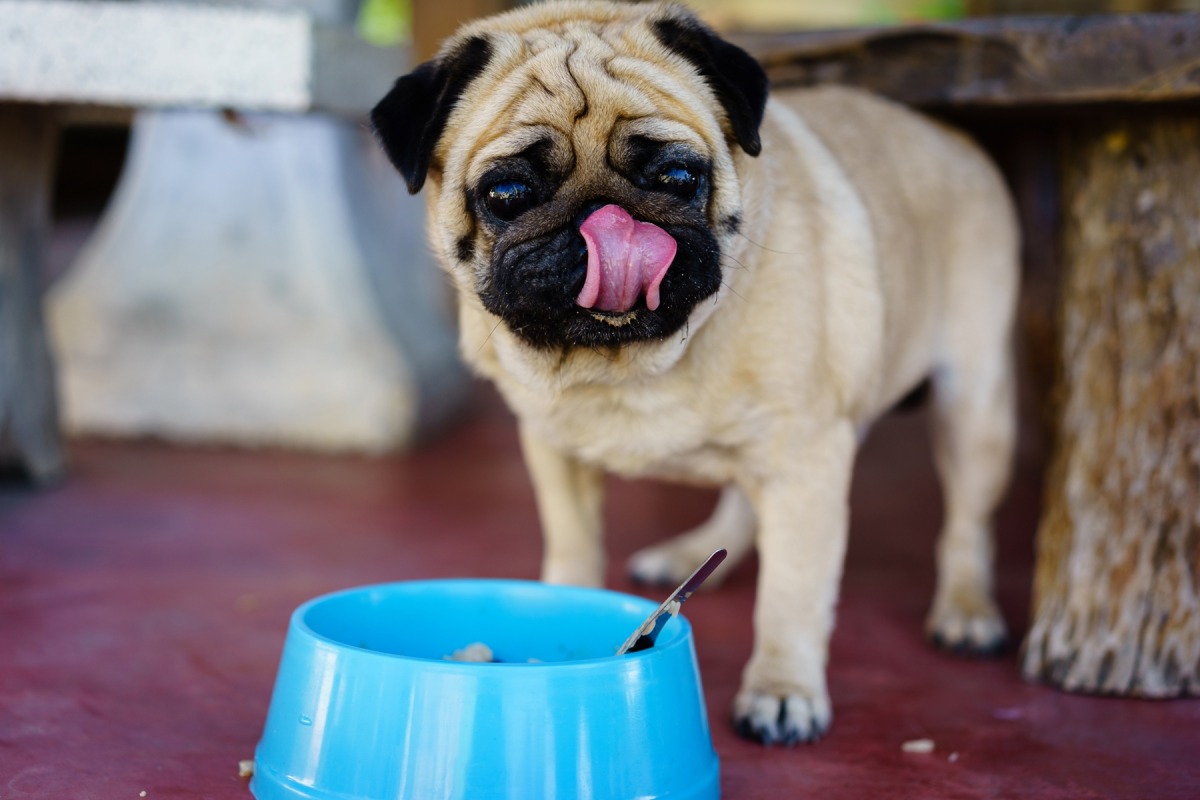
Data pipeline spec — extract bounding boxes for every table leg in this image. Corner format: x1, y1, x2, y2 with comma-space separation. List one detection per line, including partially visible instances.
0, 104, 64, 483
1022, 114, 1200, 696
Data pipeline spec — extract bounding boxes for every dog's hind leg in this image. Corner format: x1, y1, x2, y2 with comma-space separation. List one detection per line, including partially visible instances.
627, 484, 755, 588
925, 341, 1016, 654
920, 142, 1019, 655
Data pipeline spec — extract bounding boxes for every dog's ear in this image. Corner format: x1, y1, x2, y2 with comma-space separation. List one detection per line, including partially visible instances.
370, 35, 493, 194
652, 15, 769, 157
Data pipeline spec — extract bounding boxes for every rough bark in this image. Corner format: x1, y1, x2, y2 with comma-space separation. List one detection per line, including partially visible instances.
0, 104, 64, 483
1021, 115, 1200, 696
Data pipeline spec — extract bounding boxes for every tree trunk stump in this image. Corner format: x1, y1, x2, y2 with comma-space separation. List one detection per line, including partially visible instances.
0, 104, 64, 483
1021, 115, 1200, 696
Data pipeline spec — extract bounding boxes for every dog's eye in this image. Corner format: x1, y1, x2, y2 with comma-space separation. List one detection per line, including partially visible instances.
485, 180, 536, 221
655, 163, 700, 199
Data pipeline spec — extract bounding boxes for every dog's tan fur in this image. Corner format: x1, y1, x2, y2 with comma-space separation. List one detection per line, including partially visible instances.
385, 1, 1018, 743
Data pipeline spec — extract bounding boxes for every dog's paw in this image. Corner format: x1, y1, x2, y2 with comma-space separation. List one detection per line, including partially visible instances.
627, 542, 705, 587
926, 590, 1007, 656
732, 688, 831, 746
627, 538, 735, 588
628, 487, 754, 587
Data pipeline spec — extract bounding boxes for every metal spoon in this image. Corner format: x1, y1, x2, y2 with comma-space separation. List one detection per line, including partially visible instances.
617, 548, 727, 655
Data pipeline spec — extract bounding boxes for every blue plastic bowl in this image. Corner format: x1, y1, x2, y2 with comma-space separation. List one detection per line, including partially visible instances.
251, 579, 719, 799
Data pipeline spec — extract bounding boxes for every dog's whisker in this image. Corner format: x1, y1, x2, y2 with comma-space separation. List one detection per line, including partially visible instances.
719, 254, 749, 272
588, 345, 616, 362
736, 231, 805, 256
477, 319, 504, 355
719, 280, 746, 302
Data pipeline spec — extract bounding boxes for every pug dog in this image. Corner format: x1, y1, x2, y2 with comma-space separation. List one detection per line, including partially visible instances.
370, 0, 1018, 745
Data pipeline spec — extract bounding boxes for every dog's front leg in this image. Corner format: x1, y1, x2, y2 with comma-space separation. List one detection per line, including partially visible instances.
734, 420, 856, 745
519, 424, 606, 587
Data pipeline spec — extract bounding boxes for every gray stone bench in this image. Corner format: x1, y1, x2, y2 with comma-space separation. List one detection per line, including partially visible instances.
0, 0, 467, 482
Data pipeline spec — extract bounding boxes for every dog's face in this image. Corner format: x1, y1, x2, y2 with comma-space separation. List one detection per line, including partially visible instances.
371, 1, 767, 360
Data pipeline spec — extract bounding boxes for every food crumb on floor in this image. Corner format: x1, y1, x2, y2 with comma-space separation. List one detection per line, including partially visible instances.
239, 760, 255, 779
901, 738, 936, 754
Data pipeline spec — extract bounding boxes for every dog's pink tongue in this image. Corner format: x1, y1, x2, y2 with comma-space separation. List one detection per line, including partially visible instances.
576, 204, 676, 313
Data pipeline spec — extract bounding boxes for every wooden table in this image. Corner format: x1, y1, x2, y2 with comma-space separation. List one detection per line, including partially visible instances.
741, 13, 1200, 699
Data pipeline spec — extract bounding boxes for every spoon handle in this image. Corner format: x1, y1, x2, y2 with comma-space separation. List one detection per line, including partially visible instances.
618, 548, 727, 655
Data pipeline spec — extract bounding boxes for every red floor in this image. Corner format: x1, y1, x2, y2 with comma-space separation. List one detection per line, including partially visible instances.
2, 385, 1198, 799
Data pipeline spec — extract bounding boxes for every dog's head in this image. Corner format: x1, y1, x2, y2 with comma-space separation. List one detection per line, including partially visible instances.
371, 1, 767, 361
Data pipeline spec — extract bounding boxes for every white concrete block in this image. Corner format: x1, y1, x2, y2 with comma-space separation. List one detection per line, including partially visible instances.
48, 109, 466, 452
0, 0, 404, 114
0, 0, 312, 110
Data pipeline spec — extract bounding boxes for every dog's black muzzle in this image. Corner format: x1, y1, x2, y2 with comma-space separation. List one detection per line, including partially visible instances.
479, 220, 723, 351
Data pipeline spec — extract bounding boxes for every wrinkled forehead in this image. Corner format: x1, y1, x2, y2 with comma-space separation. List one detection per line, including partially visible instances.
444, 24, 722, 184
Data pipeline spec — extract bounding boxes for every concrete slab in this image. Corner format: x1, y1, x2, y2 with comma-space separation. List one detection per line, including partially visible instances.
0, 0, 403, 114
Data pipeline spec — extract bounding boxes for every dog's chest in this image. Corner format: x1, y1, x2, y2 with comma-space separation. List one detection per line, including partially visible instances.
518, 383, 746, 484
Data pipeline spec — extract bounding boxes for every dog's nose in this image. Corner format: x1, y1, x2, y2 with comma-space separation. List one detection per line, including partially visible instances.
574, 200, 610, 229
